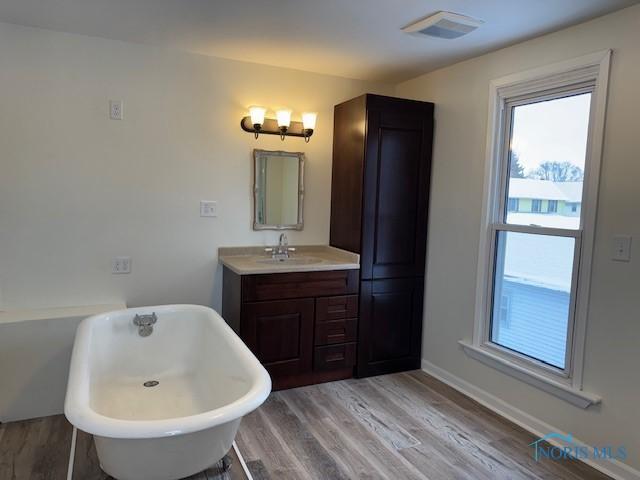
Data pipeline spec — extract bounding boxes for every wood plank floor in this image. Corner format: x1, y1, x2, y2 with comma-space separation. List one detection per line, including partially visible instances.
0, 415, 71, 479
235, 371, 612, 480
0, 371, 613, 480
0, 416, 246, 480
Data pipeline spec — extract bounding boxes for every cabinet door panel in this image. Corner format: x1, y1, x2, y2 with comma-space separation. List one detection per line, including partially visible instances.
242, 299, 314, 378
361, 100, 433, 280
256, 313, 302, 363
374, 128, 421, 267
357, 278, 423, 377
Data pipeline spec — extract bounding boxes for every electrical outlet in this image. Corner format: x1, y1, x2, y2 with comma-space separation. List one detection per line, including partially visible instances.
200, 201, 218, 217
109, 100, 123, 120
112, 256, 131, 274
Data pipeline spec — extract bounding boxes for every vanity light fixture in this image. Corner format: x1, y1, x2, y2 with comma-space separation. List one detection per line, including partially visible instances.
302, 112, 317, 143
240, 108, 316, 141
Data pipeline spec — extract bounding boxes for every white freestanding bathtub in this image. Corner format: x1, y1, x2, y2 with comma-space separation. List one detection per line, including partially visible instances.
64, 304, 271, 480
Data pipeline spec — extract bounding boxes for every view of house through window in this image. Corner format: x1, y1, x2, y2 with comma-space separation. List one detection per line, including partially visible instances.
490, 92, 592, 369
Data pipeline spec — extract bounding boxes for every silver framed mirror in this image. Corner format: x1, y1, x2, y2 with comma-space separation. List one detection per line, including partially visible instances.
253, 149, 305, 230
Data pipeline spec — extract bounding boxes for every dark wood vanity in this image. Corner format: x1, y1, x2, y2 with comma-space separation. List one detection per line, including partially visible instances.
222, 268, 360, 390
222, 93, 433, 389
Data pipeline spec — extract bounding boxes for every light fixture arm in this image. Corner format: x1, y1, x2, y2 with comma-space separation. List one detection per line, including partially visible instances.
303, 128, 313, 143
279, 126, 288, 141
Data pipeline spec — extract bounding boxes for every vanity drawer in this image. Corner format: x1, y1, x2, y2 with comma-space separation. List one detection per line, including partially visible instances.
242, 270, 358, 302
315, 318, 357, 346
314, 342, 357, 371
316, 295, 358, 322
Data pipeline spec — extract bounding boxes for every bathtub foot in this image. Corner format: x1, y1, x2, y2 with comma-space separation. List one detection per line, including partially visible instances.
221, 454, 232, 472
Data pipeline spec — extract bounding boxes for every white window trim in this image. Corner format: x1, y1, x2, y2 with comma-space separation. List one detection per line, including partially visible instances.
461, 50, 611, 409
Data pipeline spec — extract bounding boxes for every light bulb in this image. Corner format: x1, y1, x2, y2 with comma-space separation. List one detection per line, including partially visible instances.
302, 112, 317, 130
276, 109, 292, 128
249, 106, 266, 127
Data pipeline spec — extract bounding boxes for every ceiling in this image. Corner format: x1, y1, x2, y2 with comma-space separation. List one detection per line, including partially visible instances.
0, 0, 637, 82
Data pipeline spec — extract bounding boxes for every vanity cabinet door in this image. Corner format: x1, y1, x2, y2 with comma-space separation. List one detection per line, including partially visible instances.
241, 299, 314, 380
360, 98, 433, 280
356, 278, 423, 378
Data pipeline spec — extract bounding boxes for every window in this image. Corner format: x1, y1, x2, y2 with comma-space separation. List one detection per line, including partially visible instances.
463, 52, 610, 408
490, 92, 591, 371
531, 199, 542, 213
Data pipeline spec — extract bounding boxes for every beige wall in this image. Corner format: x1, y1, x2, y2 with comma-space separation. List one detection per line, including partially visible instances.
396, 5, 640, 472
0, 22, 391, 311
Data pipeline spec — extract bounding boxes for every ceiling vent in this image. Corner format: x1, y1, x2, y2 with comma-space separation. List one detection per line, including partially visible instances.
402, 11, 483, 39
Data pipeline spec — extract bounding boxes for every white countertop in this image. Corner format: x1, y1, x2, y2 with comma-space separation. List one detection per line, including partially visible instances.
218, 245, 360, 275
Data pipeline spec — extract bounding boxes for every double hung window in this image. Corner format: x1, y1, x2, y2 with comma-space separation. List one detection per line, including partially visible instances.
463, 52, 611, 408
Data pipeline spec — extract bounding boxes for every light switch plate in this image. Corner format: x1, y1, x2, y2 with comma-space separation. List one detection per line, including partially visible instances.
612, 235, 632, 262
112, 256, 132, 274
200, 201, 217, 217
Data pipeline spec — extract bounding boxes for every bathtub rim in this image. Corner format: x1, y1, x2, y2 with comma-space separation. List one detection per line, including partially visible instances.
64, 304, 271, 439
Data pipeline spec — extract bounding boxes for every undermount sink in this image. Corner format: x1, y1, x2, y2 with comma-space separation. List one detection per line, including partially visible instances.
256, 256, 323, 265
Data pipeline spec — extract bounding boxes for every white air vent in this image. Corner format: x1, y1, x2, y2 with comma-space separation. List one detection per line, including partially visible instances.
402, 11, 483, 39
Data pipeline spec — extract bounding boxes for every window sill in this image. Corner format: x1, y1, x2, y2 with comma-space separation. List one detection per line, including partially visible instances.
459, 340, 601, 408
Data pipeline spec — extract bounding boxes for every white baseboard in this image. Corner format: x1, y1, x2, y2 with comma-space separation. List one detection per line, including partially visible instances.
421, 359, 640, 480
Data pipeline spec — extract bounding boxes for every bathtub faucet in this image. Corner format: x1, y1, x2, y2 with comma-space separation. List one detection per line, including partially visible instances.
133, 313, 157, 337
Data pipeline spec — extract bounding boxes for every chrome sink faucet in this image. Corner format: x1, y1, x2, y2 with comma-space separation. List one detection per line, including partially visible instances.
265, 233, 295, 259
133, 312, 157, 337
277, 233, 288, 256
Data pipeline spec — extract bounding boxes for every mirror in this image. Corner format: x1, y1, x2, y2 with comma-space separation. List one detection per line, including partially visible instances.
253, 149, 305, 230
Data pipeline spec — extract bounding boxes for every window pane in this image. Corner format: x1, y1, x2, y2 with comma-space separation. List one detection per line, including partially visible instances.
491, 231, 575, 369
506, 93, 591, 229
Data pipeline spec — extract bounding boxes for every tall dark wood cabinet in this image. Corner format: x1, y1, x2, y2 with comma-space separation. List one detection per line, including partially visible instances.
330, 94, 433, 378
